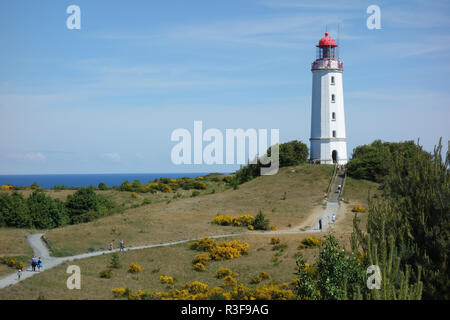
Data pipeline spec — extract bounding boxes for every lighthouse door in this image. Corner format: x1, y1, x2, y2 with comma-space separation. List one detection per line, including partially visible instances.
332, 150, 338, 164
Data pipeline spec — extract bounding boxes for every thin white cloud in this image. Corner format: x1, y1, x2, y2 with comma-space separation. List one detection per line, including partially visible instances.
23, 152, 46, 161
101, 153, 121, 162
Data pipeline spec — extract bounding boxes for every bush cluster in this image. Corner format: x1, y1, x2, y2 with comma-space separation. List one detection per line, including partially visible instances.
160, 275, 174, 285
0, 257, 24, 270
352, 205, 366, 213
128, 263, 143, 274
188, 237, 250, 271
298, 237, 323, 249
112, 280, 296, 300
211, 214, 254, 227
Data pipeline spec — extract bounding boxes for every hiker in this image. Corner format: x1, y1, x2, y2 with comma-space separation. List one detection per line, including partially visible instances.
319, 219, 322, 231
37, 257, 42, 271
17, 268, 22, 280
332, 214, 336, 224
109, 242, 113, 251
31, 257, 37, 272
119, 240, 124, 251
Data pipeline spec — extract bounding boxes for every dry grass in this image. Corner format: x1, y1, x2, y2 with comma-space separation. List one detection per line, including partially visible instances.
0, 228, 34, 277
44, 165, 335, 256
0, 233, 322, 300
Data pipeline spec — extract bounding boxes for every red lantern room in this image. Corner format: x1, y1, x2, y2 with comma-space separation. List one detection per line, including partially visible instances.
312, 32, 343, 71
316, 32, 338, 59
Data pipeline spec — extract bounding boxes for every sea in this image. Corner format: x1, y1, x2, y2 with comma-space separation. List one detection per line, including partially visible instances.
0, 173, 211, 189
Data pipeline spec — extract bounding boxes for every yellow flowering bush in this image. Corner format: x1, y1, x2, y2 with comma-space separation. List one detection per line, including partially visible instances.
216, 268, 235, 279
0, 185, 13, 190
118, 279, 297, 301
17, 261, 24, 271
183, 281, 209, 294
211, 214, 255, 227
192, 262, 206, 272
160, 275, 174, 285
0, 257, 24, 270
222, 275, 238, 288
131, 192, 138, 199
247, 225, 254, 230
193, 253, 211, 265
188, 237, 216, 252
160, 184, 173, 193
128, 263, 143, 273
352, 205, 366, 212
111, 288, 126, 297
209, 240, 249, 260
250, 272, 271, 284
298, 236, 323, 249
270, 225, 277, 231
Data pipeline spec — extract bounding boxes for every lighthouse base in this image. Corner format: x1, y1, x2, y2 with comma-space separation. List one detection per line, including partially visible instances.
310, 138, 348, 165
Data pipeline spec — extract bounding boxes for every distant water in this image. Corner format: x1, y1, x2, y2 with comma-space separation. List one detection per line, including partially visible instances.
0, 173, 211, 189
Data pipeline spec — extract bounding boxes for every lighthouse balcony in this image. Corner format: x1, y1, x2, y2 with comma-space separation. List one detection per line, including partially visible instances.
311, 59, 343, 71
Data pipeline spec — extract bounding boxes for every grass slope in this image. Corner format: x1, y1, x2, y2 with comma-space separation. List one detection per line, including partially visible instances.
43, 165, 334, 256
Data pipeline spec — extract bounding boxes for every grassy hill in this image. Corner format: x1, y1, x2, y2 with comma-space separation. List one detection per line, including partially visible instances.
43, 164, 334, 257
0, 164, 379, 299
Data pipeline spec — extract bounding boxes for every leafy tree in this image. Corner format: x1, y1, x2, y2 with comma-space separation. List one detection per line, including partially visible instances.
66, 187, 101, 224
0, 192, 31, 228
346, 140, 429, 183
119, 180, 133, 192
27, 190, 69, 229
98, 182, 108, 190
234, 140, 308, 185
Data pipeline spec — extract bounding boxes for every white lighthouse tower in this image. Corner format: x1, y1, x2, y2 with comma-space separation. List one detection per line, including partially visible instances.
310, 32, 347, 164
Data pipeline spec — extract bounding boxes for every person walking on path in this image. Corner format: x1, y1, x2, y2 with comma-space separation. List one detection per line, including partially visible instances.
119, 240, 124, 251
31, 257, 37, 272
332, 214, 336, 224
319, 218, 322, 231
17, 268, 22, 280
37, 257, 42, 271
109, 242, 113, 251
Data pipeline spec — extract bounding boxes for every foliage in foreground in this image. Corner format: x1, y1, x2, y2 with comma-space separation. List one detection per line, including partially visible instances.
352, 139, 448, 300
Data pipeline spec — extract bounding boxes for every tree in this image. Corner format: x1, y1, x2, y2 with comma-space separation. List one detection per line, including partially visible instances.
253, 211, 269, 230
352, 139, 447, 299
0, 192, 31, 228
234, 140, 309, 185
66, 187, 101, 224
27, 190, 69, 229
346, 140, 429, 183
98, 182, 108, 190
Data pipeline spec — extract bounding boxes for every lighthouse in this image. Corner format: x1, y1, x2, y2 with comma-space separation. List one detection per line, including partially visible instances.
310, 32, 347, 165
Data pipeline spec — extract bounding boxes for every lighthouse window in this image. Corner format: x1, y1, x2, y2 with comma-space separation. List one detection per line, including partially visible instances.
331, 94, 335, 103
331, 76, 335, 85
332, 130, 337, 138
332, 112, 336, 120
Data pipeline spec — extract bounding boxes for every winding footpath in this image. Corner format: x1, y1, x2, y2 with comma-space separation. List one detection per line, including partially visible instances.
0, 169, 346, 291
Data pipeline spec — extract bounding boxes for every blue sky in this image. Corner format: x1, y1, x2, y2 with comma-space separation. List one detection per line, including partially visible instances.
0, 0, 449, 174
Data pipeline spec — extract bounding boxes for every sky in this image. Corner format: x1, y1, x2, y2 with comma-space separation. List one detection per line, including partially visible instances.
0, 0, 449, 174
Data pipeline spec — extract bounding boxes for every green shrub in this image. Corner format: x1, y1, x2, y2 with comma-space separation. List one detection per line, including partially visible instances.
191, 190, 201, 197
253, 211, 270, 230
110, 253, 121, 269
100, 269, 113, 278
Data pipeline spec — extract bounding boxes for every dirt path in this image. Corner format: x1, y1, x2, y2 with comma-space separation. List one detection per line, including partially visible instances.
0, 195, 347, 290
